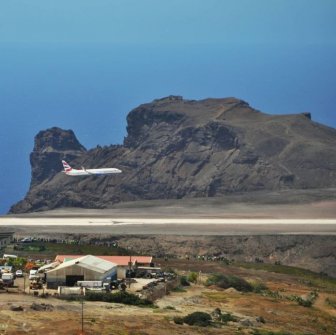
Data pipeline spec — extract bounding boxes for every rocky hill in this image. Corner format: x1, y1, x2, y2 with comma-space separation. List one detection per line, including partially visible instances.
10, 96, 336, 213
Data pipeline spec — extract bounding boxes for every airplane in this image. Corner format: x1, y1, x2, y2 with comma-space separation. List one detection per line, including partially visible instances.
62, 160, 122, 176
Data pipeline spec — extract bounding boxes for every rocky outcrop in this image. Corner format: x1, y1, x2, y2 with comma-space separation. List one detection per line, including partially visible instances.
10, 96, 336, 213
30, 127, 86, 187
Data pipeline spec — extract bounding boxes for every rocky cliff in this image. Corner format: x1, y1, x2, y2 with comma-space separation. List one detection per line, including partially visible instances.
10, 96, 336, 213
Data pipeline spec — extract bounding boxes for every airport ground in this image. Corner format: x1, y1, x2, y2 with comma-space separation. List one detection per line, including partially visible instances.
0, 197, 335, 334
2, 197, 336, 235
0, 258, 336, 335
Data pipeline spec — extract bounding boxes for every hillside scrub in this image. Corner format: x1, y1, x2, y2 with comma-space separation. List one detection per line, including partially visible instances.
174, 311, 212, 327
325, 297, 336, 308
251, 281, 269, 293
188, 272, 198, 283
60, 291, 153, 307
205, 273, 253, 292
287, 290, 318, 308
85, 291, 153, 306
179, 275, 190, 286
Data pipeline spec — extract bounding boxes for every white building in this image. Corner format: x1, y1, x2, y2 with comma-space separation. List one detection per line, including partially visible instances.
46, 255, 117, 289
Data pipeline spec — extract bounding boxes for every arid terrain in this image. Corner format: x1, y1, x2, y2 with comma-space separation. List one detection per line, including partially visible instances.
0, 258, 335, 335
1, 199, 336, 334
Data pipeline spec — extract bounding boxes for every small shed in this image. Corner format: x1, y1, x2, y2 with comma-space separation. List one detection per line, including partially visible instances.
46, 255, 117, 289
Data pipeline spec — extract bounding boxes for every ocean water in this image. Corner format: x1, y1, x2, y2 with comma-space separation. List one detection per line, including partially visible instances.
1, 43, 335, 214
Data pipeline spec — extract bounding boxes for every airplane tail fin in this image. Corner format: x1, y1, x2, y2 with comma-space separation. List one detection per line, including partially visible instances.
62, 160, 72, 173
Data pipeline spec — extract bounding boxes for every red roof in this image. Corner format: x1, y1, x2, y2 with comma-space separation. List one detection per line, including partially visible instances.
55, 255, 152, 266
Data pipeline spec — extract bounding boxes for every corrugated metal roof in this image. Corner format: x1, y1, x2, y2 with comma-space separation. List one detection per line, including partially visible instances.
55, 255, 153, 266
47, 255, 117, 274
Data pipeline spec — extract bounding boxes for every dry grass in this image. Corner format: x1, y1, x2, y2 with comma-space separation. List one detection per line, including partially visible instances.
0, 259, 335, 334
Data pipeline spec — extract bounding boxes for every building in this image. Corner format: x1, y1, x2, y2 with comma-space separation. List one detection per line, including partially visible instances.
54, 254, 153, 280
46, 255, 117, 289
54, 255, 153, 267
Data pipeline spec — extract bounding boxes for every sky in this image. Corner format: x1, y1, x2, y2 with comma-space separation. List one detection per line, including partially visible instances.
0, 0, 336, 213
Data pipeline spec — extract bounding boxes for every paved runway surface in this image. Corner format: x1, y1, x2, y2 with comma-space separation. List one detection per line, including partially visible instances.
1, 217, 336, 235
2, 199, 336, 235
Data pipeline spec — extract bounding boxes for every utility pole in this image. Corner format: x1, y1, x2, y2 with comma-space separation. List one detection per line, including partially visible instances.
23, 273, 26, 293
81, 298, 84, 334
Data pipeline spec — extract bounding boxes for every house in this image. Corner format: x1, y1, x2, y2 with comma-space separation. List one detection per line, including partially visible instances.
46, 255, 117, 289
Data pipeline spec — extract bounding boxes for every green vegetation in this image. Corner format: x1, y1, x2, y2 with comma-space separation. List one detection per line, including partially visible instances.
171, 286, 187, 293
219, 312, 237, 324
251, 330, 314, 335
24, 245, 46, 252
260, 290, 283, 300
5, 257, 27, 269
252, 330, 294, 335
85, 291, 153, 306
287, 290, 318, 308
174, 312, 212, 327
60, 291, 153, 307
163, 305, 176, 310
251, 281, 269, 293
205, 273, 253, 292
173, 316, 184, 325
13, 241, 132, 258
179, 275, 190, 286
325, 297, 336, 308
188, 272, 198, 283
236, 262, 336, 291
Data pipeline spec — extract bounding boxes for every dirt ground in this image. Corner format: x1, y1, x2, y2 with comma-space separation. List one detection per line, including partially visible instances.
0, 260, 335, 335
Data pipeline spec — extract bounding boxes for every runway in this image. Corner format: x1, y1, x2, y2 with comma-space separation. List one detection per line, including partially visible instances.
1, 217, 336, 235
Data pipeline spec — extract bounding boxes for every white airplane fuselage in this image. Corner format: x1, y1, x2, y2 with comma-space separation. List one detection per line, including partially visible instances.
61, 160, 122, 176
64, 168, 122, 176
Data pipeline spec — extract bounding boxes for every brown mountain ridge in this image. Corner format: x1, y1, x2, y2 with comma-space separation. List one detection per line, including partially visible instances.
10, 96, 336, 213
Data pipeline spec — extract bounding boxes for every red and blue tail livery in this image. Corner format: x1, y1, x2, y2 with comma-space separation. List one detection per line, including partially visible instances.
61, 160, 122, 176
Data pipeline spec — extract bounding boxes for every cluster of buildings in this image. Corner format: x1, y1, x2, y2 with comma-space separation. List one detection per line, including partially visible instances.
44, 254, 153, 289
0, 233, 158, 291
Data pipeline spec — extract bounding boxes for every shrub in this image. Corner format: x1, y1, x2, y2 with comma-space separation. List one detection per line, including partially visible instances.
84, 291, 153, 307
220, 312, 237, 324
252, 330, 293, 335
205, 273, 225, 286
206, 273, 253, 292
252, 282, 269, 293
183, 311, 212, 327
164, 305, 176, 310
188, 272, 198, 283
326, 297, 336, 308
288, 295, 312, 307
172, 286, 187, 293
180, 276, 190, 286
173, 316, 184, 325
296, 297, 313, 307
287, 291, 318, 308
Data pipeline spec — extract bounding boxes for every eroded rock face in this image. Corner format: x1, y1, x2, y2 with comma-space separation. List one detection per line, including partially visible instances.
9, 96, 336, 213
30, 127, 86, 187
